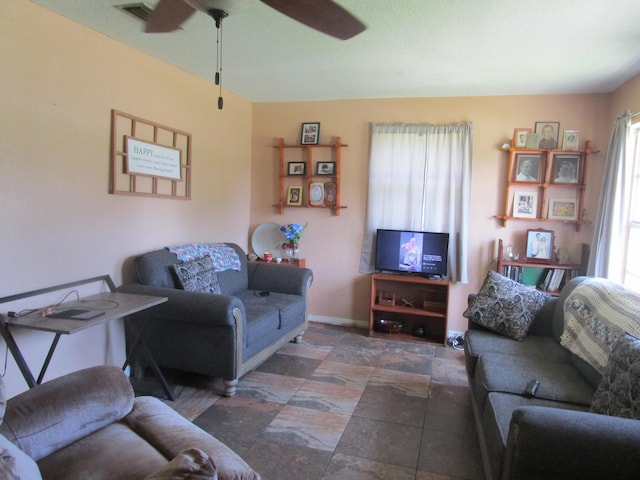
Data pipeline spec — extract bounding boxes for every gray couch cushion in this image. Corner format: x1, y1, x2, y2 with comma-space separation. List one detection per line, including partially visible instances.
135, 249, 180, 288
464, 329, 570, 379
474, 353, 595, 408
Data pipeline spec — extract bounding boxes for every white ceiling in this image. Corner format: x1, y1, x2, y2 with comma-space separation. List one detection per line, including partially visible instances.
30, 0, 640, 103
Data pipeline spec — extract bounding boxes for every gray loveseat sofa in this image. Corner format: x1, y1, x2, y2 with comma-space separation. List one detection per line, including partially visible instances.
464, 274, 640, 479
118, 243, 313, 396
0, 365, 260, 479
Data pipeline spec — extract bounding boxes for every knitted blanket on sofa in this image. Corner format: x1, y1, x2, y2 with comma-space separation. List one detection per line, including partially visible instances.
167, 243, 241, 272
560, 278, 640, 373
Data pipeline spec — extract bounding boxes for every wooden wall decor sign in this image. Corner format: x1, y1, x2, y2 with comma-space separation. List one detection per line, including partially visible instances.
110, 110, 192, 200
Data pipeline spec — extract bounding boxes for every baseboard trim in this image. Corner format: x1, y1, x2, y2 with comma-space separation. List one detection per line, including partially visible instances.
308, 315, 367, 329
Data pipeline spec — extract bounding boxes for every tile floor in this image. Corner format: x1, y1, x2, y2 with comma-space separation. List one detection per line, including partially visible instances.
153, 322, 484, 479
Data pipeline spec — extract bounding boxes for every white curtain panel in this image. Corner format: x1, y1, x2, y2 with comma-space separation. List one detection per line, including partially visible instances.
360, 122, 472, 283
588, 110, 633, 281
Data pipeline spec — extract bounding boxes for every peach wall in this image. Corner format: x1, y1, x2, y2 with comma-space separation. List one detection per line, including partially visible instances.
251, 94, 614, 333
1, 0, 252, 396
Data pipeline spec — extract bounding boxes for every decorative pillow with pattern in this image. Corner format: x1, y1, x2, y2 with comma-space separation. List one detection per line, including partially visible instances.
463, 270, 551, 341
590, 333, 640, 419
173, 256, 221, 294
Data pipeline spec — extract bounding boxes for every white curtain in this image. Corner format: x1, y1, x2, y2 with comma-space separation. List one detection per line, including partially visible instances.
359, 122, 472, 283
587, 111, 633, 281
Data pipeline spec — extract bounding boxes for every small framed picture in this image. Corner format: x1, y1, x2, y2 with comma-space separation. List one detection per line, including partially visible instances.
513, 191, 538, 218
309, 182, 324, 206
551, 153, 581, 184
316, 162, 336, 175
513, 153, 542, 183
548, 198, 578, 221
534, 121, 560, 149
301, 122, 320, 145
562, 130, 580, 150
525, 229, 555, 262
286, 186, 303, 206
324, 182, 337, 206
513, 128, 532, 148
288, 162, 306, 175
525, 132, 541, 149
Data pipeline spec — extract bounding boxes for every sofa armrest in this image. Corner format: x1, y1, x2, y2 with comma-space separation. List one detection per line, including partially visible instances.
0, 366, 133, 461
503, 406, 640, 479
117, 282, 245, 328
127, 396, 261, 480
247, 263, 313, 296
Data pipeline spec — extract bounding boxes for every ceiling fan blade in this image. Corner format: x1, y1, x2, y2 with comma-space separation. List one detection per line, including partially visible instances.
145, 0, 197, 33
260, 0, 366, 40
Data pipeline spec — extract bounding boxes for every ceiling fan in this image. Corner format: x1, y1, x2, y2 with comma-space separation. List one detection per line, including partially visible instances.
145, 0, 365, 109
145, 0, 366, 40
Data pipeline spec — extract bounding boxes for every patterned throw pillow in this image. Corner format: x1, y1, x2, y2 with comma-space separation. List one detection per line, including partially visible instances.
590, 333, 640, 419
463, 270, 551, 341
173, 256, 221, 294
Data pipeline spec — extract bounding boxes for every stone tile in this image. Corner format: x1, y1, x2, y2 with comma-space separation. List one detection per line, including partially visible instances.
430, 357, 468, 386
311, 360, 374, 388
277, 341, 333, 360
263, 404, 351, 452
193, 396, 282, 456
303, 322, 352, 346
353, 387, 428, 426
385, 339, 437, 357
338, 332, 387, 349
424, 398, 476, 436
418, 429, 484, 479
415, 470, 458, 480
321, 453, 416, 480
434, 345, 465, 360
376, 349, 434, 375
289, 379, 364, 415
236, 370, 306, 404
428, 382, 471, 405
336, 416, 422, 468
368, 368, 431, 398
325, 344, 385, 367
256, 352, 322, 379
243, 439, 332, 480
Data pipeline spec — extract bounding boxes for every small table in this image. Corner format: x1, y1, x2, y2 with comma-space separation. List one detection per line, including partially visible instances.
0, 276, 172, 399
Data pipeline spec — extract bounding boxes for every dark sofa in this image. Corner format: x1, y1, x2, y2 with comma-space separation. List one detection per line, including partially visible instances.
464, 275, 640, 479
118, 243, 313, 396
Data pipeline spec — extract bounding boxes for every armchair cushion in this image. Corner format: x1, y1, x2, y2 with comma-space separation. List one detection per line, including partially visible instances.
144, 448, 217, 480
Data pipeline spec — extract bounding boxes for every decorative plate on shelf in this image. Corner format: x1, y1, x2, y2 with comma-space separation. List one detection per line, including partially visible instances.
251, 223, 285, 260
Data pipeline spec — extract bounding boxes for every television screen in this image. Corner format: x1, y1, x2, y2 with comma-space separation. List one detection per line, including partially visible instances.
374, 228, 449, 277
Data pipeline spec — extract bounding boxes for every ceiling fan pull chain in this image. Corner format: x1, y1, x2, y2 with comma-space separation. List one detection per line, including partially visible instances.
217, 19, 224, 109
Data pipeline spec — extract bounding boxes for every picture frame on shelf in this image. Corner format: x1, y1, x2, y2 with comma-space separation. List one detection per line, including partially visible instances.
324, 182, 337, 206
562, 130, 580, 150
286, 186, 303, 206
513, 153, 542, 183
513, 128, 532, 148
525, 229, 554, 262
534, 121, 560, 149
525, 132, 541, 149
316, 161, 336, 175
300, 122, 320, 145
288, 161, 306, 175
308, 182, 324, 206
513, 191, 538, 218
548, 198, 578, 220
551, 153, 580, 184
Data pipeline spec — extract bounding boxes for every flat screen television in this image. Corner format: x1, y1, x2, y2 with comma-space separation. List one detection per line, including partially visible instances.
374, 228, 449, 277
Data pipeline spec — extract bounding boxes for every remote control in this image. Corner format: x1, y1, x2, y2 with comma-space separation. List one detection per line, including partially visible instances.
525, 380, 540, 397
